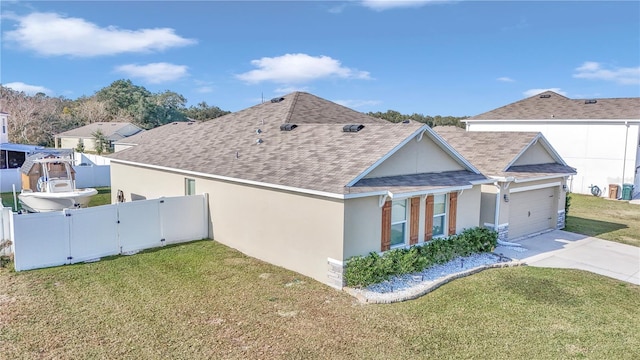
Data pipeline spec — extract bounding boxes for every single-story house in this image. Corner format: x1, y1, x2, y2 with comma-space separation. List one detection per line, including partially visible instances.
434, 126, 576, 241
463, 91, 640, 197
55, 122, 143, 152
108, 92, 574, 288
109, 92, 494, 288
113, 121, 198, 152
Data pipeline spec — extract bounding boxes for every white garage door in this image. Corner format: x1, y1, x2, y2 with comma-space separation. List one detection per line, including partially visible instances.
508, 187, 556, 240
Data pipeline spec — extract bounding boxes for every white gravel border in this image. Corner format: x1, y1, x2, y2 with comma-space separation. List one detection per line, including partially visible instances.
343, 253, 525, 304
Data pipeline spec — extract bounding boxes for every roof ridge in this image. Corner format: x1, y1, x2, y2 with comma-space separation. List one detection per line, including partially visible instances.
283, 92, 300, 124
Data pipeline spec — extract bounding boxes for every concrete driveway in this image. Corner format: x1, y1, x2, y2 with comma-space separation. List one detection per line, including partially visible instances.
495, 230, 640, 285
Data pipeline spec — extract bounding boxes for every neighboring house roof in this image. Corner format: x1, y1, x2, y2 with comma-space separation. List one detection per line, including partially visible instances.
109, 92, 484, 197
20, 149, 74, 175
114, 121, 197, 146
0, 143, 46, 152
465, 91, 640, 121
56, 122, 143, 141
434, 126, 575, 181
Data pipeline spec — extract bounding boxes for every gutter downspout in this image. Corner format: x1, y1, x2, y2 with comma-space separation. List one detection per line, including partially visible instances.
622, 121, 629, 191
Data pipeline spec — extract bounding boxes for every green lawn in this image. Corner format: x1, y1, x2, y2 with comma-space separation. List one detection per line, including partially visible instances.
1, 186, 111, 211
565, 193, 640, 247
1, 241, 638, 359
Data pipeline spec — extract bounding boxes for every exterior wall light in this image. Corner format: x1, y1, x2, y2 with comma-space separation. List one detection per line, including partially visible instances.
503, 194, 509, 202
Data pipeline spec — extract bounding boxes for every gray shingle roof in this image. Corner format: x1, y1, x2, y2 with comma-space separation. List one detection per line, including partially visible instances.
434, 126, 575, 180
349, 170, 488, 195
114, 121, 197, 146
109, 92, 428, 194
56, 122, 142, 139
467, 91, 640, 120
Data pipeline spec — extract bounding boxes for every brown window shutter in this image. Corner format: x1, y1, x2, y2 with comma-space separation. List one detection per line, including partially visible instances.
381, 200, 391, 251
448, 192, 458, 235
424, 195, 434, 241
409, 197, 420, 245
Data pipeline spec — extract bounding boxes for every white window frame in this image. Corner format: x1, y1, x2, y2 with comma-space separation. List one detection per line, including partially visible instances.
432, 193, 448, 238
390, 198, 409, 248
185, 178, 196, 196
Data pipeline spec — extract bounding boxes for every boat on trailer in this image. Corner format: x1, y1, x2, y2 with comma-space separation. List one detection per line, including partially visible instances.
18, 156, 97, 213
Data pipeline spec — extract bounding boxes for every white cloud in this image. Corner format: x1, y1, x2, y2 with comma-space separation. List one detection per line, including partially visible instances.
497, 77, 515, 82
236, 53, 371, 84
523, 88, 567, 97
360, 0, 449, 11
573, 61, 640, 85
114, 63, 189, 84
4, 12, 196, 57
334, 99, 381, 108
3, 82, 52, 95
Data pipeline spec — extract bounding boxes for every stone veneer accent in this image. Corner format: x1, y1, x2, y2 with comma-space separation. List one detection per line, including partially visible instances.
496, 224, 509, 242
557, 210, 566, 229
327, 258, 345, 289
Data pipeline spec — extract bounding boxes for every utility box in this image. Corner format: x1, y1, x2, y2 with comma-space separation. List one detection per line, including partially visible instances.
622, 184, 634, 201
609, 184, 619, 199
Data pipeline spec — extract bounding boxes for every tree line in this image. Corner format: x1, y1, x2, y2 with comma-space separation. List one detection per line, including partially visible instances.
366, 110, 468, 128
0, 79, 229, 146
0, 79, 466, 147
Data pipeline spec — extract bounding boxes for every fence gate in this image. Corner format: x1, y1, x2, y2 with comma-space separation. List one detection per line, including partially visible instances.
9, 194, 209, 271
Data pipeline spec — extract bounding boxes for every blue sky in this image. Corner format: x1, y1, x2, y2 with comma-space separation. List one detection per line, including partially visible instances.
1, 1, 639, 116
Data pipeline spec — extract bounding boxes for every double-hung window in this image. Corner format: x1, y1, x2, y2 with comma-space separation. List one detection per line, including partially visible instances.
432, 194, 447, 237
390, 200, 407, 247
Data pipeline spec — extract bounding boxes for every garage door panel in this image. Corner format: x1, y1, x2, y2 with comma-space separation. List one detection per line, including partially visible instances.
509, 187, 555, 240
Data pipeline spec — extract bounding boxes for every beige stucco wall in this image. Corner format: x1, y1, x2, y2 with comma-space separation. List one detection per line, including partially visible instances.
479, 184, 498, 225
60, 137, 97, 151
512, 142, 555, 166
113, 144, 134, 152
365, 136, 464, 178
110, 162, 345, 286
455, 185, 482, 232
343, 196, 382, 259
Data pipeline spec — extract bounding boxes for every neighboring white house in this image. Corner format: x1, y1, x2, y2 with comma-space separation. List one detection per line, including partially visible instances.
55, 122, 143, 152
464, 91, 640, 197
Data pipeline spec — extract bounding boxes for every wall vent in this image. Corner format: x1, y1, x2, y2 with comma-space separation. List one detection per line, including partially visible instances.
270, 97, 285, 103
585, 99, 597, 104
280, 123, 297, 131
539, 94, 551, 98
343, 124, 365, 133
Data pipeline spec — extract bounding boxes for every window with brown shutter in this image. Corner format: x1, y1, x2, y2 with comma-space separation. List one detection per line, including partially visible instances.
424, 195, 434, 241
448, 192, 458, 235
409, 197, 420, 245
381, 200, 391, 251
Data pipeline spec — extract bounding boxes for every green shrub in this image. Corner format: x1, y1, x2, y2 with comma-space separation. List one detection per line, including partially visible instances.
344, 227, 498, 287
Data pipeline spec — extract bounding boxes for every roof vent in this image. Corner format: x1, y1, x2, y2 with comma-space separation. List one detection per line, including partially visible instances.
402, 120, 410, 124
539, 94, 551, 98
256, 138, 263, 144
280, 123, 297, 131
585, 99, 597, 104
270, 97, 285, 103
256, 128, 262, 134
343, 124, 365, 133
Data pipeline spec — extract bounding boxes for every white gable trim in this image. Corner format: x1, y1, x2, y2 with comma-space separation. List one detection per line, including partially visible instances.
464, 118, 640, 124
345, 126, 481, 187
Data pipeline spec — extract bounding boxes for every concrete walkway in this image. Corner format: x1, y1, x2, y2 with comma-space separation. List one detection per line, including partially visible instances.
495, 230, 640, 285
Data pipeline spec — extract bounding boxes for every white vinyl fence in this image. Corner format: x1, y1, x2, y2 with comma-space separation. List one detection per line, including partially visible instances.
8, 194, 209, 271
0, 168, 21, 192
0, 207, 13, 256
